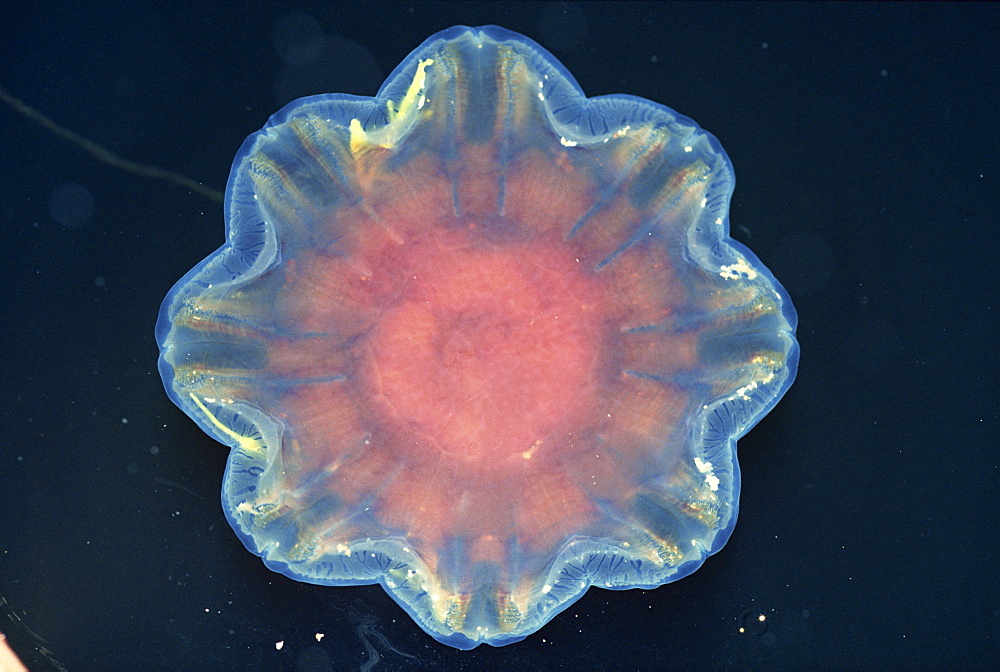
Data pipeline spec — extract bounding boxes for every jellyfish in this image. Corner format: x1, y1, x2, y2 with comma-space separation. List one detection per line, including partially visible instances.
156, 25, 798, 649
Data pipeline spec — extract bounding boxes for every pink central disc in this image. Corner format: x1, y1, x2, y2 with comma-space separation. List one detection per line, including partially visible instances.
369, 229, 609, 461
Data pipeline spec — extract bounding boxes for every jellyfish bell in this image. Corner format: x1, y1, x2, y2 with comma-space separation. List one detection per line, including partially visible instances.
156, 25, 798, 649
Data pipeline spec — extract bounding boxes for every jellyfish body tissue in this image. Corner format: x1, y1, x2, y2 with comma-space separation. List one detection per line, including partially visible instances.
156, 25, 799, 649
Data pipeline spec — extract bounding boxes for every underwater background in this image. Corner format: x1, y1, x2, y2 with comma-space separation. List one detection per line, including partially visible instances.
1, 2, 996, 670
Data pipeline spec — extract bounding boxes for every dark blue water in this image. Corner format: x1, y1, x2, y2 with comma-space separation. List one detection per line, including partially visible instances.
1, 2, 996, 670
